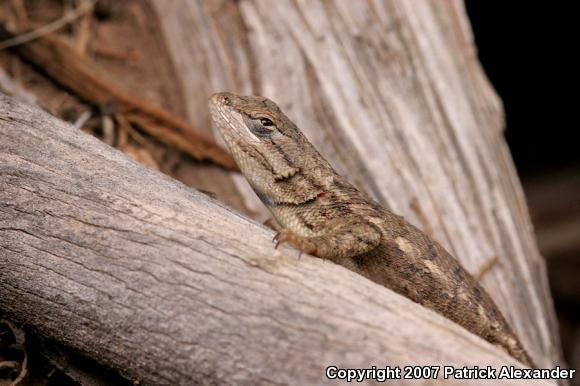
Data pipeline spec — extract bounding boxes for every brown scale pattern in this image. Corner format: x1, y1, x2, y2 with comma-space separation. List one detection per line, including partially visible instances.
209, 92, 534, 367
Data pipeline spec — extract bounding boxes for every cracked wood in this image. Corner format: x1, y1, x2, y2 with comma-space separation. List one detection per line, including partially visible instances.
0, 94, 557, 386
209, 92, 534, 367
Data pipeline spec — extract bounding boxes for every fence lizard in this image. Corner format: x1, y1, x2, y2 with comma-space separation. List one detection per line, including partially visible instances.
208, 92, 534, 367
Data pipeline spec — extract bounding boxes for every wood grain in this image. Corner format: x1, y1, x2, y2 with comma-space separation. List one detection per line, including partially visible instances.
150, 0, 562, 368
0, 95, 557, 385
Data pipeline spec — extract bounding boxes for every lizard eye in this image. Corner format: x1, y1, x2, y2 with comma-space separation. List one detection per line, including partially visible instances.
242, 114, 276, 137
260, 118, 274, 127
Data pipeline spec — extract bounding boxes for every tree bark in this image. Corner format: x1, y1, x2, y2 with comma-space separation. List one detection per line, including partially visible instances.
150, 0, 562, 369
0, 0, 565, 383
0, 95, 557, 385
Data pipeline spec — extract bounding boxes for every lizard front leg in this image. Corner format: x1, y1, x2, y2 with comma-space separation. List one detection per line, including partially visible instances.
274, 220, 381, 259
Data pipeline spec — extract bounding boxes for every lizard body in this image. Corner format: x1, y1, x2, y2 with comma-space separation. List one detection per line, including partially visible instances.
208, 92, 533, 367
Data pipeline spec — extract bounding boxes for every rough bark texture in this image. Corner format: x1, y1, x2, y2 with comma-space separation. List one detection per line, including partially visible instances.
150, 0, 562, 369
0, 0, 565, 383
0, 95, 557, 385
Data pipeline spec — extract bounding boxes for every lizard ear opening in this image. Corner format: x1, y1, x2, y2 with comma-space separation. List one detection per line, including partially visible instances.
259, 139, 300, 180
272, 163, 300, 181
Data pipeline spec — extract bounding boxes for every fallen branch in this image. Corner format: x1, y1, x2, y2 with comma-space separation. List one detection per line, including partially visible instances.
0, 27, 237, 171
0, 95, 557, 385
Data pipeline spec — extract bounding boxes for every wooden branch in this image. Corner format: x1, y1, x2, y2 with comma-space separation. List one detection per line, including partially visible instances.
0, 96, 557, 385
149, 0, 563, 368
0, 27, 238, 171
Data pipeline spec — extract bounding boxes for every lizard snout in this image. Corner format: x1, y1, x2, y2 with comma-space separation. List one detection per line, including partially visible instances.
210, 92, 235, 108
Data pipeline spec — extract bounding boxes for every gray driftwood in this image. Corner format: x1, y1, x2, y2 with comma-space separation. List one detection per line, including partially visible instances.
0, 96, 557, 385
150, 0, 562, 369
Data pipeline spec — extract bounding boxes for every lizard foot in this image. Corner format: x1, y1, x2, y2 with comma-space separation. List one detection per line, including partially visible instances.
273, 229, 317, 257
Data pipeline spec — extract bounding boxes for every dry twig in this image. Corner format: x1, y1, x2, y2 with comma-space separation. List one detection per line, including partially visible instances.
0, 0, 96, 50
0, 27, 237, 170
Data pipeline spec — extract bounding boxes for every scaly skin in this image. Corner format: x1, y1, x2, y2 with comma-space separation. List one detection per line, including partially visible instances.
208, 92, 534, 367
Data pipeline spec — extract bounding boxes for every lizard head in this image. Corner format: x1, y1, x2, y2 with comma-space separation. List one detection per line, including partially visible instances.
209, 92, 341, 209
209, 92, 324, 183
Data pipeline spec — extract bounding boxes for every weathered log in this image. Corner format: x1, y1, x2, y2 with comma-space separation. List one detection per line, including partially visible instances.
150, 0, 562, 368
0, 96, 557, 385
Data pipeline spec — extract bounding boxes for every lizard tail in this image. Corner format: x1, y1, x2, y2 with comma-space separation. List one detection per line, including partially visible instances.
488, 327, 535, 368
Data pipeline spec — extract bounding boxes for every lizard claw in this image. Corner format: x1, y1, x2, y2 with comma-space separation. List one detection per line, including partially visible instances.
272, 229, 299, 251
273, 231, 282, 249
273, 229, 317, 258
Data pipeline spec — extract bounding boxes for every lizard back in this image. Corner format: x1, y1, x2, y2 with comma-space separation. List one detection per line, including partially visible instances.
208, 92, 534, 367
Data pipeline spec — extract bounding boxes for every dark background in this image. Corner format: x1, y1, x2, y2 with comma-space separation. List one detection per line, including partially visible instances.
466, 0, 580, 374
466, 2, 579, 175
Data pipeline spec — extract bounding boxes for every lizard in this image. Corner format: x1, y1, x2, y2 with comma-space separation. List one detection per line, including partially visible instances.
208, 92, 534, 367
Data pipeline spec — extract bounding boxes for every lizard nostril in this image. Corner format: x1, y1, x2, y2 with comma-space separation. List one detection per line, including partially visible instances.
223, 96, 231, 105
